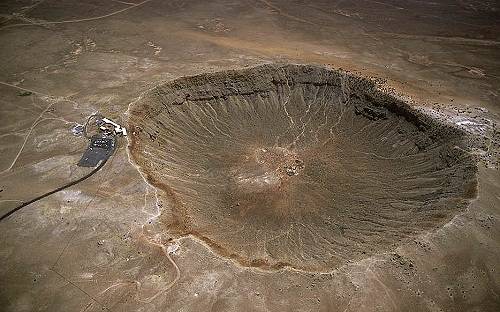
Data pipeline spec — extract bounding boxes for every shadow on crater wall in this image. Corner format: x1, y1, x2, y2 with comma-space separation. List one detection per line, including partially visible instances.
128, 64, 477, 272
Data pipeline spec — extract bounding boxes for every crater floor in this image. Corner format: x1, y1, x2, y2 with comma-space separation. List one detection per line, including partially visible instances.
129, 65, 477, 271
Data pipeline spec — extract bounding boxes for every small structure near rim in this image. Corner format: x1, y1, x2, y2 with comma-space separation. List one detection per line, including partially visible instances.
77, 115, 126, 167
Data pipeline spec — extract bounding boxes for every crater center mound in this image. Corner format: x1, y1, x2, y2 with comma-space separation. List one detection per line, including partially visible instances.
128, 64, 477, 272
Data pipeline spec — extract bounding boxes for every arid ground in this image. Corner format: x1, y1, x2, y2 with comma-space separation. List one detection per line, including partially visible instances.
0, 1, 499, 311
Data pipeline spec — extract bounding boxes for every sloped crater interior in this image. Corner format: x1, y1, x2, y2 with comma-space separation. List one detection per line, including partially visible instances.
128, 64, 477, 272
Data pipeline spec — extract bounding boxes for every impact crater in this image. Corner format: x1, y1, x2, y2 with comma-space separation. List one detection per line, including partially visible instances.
128, 64, 477, 272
